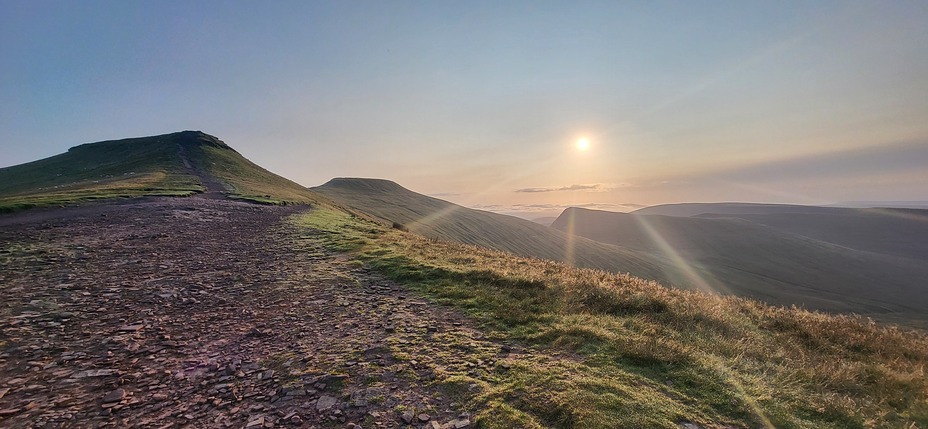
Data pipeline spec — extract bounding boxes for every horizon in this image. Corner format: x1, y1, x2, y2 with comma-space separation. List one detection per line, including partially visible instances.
2, 1, 927, 218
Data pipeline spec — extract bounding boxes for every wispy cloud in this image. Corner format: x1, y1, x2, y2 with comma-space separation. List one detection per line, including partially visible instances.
710, 140, 928, 183
579, 202, 645, 209
515, 183, 629, 193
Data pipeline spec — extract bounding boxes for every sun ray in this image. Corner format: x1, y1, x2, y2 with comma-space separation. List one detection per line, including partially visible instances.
631, 215, 728, 295
703, 354, 777, 429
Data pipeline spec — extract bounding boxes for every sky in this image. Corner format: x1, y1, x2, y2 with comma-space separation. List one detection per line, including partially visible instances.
2, 0, 927, 218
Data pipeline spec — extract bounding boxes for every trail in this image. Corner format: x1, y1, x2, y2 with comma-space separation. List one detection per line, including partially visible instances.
0, 198, 509, 428
176, 143, 229, 200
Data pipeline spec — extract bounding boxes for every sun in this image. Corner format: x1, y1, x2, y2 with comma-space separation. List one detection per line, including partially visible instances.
576, 137, 590, 151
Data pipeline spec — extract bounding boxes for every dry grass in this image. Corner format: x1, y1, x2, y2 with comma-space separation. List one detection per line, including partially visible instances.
296, 208, 928, 429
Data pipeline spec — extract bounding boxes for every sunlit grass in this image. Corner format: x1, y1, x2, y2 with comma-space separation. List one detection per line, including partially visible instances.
295, 207, 928, 429
0, 171, 202, 212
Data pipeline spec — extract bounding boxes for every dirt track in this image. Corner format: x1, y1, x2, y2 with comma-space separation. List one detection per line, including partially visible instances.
0, 198, 508, 428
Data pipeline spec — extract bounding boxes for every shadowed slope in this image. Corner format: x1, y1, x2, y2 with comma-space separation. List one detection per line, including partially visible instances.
553, 207, 928, 325
314, 178, 668, 280
636, 202, 928, 263
632, 202, 843, 217
697, 208, 928, 261
0, 131, 325, 211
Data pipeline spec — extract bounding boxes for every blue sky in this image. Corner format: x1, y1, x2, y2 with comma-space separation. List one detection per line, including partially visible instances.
2, 1, 927, 216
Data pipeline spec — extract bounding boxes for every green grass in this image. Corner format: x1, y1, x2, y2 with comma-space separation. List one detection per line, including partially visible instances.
0, 135, 203, 211
184, 141, 323, 205
0, 131, 329, 211
294, 207, 928, 429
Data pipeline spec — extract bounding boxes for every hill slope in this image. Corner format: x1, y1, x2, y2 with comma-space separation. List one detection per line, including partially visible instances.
0, 131, 325, 211
314, 178, 668, 280
697, 208, 928, 261
634, 202, 928, 261
552, 207, 928, 325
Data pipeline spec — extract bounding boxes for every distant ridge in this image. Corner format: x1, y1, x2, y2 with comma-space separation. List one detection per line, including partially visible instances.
315, 178, 669, 280
831, 200, 928, 209
633, 202, 928, 261
322, 177, 409, 194
632, 202, 838, 217
0, 131, 325, 211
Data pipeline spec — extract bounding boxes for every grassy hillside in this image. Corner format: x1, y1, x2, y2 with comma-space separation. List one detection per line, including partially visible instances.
314, 178, 668, 280
178, 133, 324, 205
295, 207, 928, 429
552, 207, 928, 326
0, 131, 325, 211
0, 133, 202, 211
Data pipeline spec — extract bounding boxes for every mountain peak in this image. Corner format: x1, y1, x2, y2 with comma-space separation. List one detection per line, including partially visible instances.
173, 130, 234, 151
1, 130, 322, 211
319, 177, 408, 193
67, 130, 234, 153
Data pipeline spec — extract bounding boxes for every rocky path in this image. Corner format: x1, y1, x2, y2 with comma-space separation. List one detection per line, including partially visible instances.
0, 198, 514, 428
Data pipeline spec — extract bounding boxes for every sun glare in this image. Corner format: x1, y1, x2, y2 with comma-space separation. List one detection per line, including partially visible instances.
576, 137, 590, 151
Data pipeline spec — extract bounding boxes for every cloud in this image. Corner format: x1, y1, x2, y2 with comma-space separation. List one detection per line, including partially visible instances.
710, 140, 928, 183
515, 183, 612, 193
579, 202, 645, 209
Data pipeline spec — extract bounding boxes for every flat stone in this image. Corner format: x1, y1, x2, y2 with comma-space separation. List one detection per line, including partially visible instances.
316, 395, 337, 411
102, 388, 126, 403
451, 418, 472, 428
119, 324, 144, 332
286, 389, 306, 397
74, 369, 118, 378
319, 373, 348, 383
418, 413, 431, 422
245, 416, 265, 428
